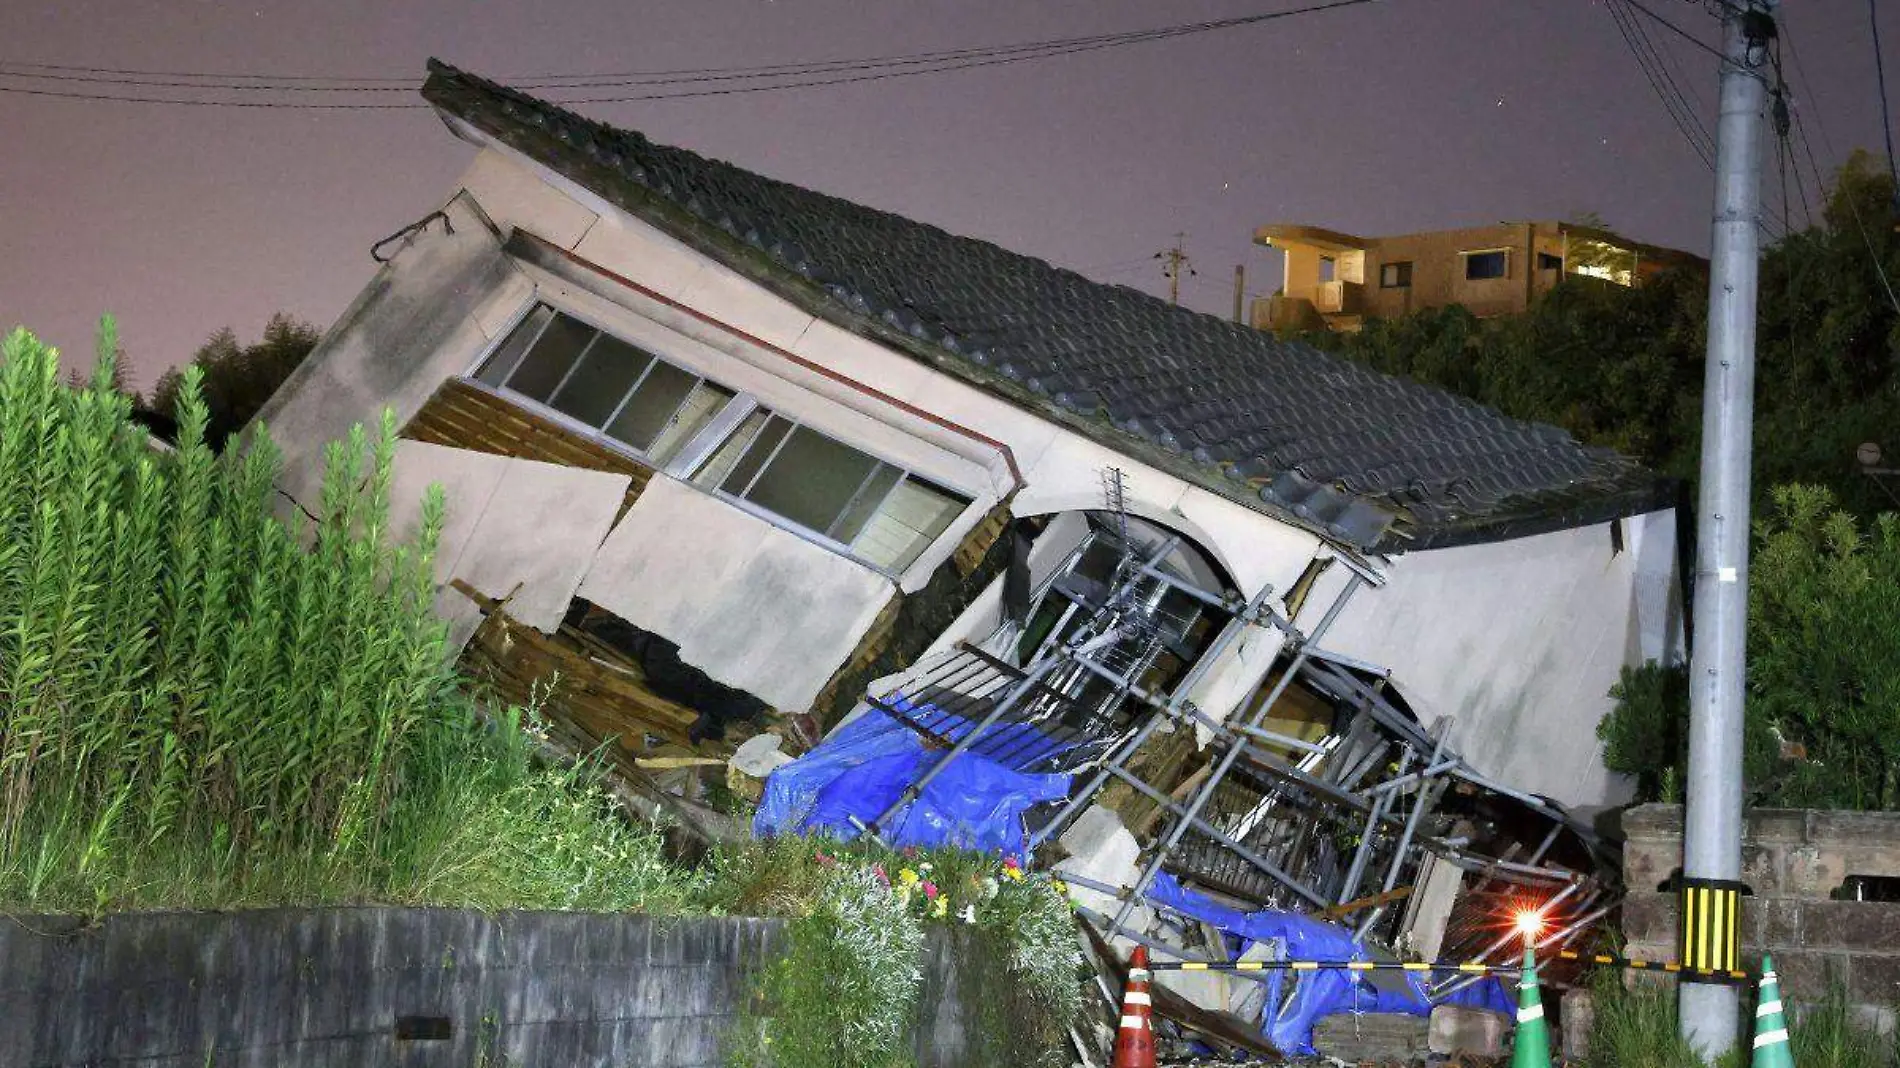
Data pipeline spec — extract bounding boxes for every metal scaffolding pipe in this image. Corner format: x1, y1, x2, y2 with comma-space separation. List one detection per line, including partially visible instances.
1108, 572, 1368, 934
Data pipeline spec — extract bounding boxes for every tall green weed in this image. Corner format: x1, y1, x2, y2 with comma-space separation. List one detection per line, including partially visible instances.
0, 321, 684, 913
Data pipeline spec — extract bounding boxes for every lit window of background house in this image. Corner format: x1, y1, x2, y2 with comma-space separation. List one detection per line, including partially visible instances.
1252, 220, 1705, 333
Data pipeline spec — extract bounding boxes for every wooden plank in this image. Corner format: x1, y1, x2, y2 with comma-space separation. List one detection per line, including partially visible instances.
402, 379, 657, 518
1076, 918, 1279, 1059
1320, 886, 1414, 921
452, 581, 708, 751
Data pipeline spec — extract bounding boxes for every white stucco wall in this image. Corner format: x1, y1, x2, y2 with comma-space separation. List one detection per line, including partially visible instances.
1299, 510, 1683, 811
385, 440, 630, 648
578, 477, 895, 712
252, 191, 533, 509
449, 143, 1327, 604
277, 137, 1687, 762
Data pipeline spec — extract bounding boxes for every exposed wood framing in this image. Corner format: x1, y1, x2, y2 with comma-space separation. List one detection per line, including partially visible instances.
452, 579, 767, 759
525, 709, 744, 864
401, 377, 655, 518
808, 500, 1015, 730
951, 504, 1012, 577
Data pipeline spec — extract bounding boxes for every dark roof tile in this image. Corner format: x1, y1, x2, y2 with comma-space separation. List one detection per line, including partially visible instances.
422, 61, 1676, 551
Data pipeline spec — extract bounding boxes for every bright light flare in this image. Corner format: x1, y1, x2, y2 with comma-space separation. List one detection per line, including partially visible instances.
1513, 910, 1545, 940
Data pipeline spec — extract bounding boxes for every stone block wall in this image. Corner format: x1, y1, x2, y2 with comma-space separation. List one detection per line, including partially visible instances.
1622, 804, 1900, 1018
0, 908, 1023, 1068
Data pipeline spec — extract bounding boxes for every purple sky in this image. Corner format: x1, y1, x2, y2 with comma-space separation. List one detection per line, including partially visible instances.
3, 0, 1895, 391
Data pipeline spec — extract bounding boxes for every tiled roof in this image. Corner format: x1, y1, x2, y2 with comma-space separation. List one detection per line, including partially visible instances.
421, 60, 1676, 552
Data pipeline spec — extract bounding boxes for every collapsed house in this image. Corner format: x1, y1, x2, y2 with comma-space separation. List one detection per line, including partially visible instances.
252, 61, 1685, 1054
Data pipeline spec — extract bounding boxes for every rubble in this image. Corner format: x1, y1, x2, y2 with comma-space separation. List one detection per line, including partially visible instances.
1428, 1005, 1511, 1058
753, 488, 1623, 1056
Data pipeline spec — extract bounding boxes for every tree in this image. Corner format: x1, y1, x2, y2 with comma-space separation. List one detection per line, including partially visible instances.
1300, 152, 1900, 809
1309, 150, 1900, 519
140, 313, 321, 449
1601, 485, 1900, 810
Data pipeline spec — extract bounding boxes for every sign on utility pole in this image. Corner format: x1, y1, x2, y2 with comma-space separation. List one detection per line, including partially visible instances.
1680, 0, 1776, 1056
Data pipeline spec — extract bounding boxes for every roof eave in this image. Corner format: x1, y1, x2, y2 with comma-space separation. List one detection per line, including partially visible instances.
419, 60, 1665, 557
1376, 474, 1682, 552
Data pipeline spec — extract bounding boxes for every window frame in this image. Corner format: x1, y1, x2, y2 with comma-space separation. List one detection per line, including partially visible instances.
692, 410, 969, 572
461, 296, 976, 579
472, 300, 737, 469
1461, 248, 1511, 281
1378, 261, 1413, 289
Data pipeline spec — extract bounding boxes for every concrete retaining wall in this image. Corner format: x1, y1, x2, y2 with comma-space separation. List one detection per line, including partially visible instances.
1622, 804, 1900, 1025
0, 908, 1014, 1068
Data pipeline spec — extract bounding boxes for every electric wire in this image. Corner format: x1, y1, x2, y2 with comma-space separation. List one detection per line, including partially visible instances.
0, 1, 1380, 108
1616, 0, 1729, 62
0, 22, 1284, 86
1604, 0, 1784, 239
1778, 20, 1900, 316
1610, 0, 1715, 167
1640, 2, 1716, 138
1868, 0, 1900, 199
0, 21, 1288, 92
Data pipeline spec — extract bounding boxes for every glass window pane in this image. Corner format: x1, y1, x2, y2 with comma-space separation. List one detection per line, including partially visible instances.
744, 426, 880, 534
692, 410, 769, 489
550, 334, 655, 428
691, 412, 788, 492
829, 463, 902, 544
853, 478, 968, 571
1464, 251, 1507, 281
604, 359, 696, 450
646, 382, 735, 466
719, 415, 794, 495
504, 312, 596, 402
475, 304, 553, 387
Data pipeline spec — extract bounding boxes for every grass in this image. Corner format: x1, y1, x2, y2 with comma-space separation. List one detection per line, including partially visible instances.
1583, 969, 1896, 1068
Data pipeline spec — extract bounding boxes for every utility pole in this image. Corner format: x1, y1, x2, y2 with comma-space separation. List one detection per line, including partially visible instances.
1232, 264, 1246, 323
1154, 234, 1195, 305
1680, 0, 1775, 1056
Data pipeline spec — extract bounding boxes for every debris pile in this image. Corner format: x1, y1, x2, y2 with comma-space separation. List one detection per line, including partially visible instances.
757, 484, 1619, 1059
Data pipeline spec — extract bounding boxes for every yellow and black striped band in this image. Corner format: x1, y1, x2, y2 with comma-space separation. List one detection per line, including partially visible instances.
1678, 877, 1747, 982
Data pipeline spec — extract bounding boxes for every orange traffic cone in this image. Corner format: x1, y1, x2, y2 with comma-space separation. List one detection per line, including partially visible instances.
1112, 945, 1157, 1068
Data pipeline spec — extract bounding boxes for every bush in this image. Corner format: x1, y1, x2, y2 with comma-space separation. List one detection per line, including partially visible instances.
1599, 485, 1900, 810
715, 839, 1082, 1068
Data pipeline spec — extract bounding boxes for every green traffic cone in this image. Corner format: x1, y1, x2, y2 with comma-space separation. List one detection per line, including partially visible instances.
1752, 954, 1795, 1068
1511, 943, 1552, 1068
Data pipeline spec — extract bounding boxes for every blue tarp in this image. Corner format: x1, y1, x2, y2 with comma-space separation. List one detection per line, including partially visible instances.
754, 703, 1072, 855
1147, 873, 1514, 1056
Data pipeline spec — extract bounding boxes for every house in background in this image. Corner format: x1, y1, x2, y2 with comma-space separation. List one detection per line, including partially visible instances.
253, 61, 1683, 822
1253, 220, 1707, 333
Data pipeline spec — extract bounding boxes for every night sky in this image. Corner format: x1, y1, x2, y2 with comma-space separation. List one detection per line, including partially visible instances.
3, 0, 1896, 390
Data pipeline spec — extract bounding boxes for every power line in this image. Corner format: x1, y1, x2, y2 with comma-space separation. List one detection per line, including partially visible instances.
1868, 0, 1900, 198
1777, 17, 1900, 316
1616, 0, 1728, 62
1602, 0, 1787, 240
1774, 85, 1814, 229
0, 1, 1381, 108
0, 29, 1243, 92
1606, 0, 1714, 169
1781, 68, 1900, 315
0, 22, 1275, 86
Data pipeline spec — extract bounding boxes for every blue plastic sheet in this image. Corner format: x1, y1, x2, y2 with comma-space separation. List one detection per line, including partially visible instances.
1146, 873, 1513, 1055
754, 705, 1072, 855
